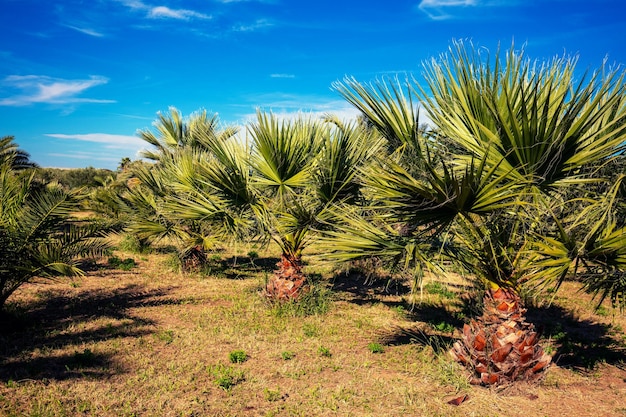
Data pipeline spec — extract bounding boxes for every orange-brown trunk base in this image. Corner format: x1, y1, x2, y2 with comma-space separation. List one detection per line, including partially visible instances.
450, 288, 552, 387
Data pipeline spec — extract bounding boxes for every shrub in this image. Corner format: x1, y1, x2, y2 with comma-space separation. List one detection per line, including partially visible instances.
270, 277, 333, 317
118, 233, 151, 254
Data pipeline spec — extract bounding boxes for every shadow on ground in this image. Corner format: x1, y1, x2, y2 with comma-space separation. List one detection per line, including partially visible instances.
527, 304, 626, 371
0, 284, 181, 382
181, 255, 280, 280
220, 255, 280, 279
333, 272, 626, 369
331, 270, 411, 302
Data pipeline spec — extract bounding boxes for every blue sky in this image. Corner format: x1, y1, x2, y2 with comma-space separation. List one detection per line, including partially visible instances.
1, 0, 624, 169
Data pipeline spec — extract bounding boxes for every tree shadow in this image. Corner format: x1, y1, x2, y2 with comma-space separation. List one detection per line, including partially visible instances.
527, 304, 626, 371
221, 255, 280, 279
0, 283, 183, 382
184, 255, 280, 280
375, 324, 457, 353
333, 270, 626, 371
331, 270, 411, 304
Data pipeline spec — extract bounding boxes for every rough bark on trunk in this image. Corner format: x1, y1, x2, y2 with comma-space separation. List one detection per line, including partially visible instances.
264, 253, 307, 301
450, 287, 552, 387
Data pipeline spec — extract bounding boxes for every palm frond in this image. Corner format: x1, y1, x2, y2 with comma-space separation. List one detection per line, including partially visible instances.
420, 40, 626, 189
332, 76, 426, 155
249, 111, 324, 200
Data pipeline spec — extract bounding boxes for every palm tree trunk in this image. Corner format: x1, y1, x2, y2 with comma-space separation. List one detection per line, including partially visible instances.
450, 287, 552, 386
264, 253, 307, 301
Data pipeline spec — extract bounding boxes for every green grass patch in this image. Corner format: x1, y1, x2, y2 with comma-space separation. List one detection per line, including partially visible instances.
367, 342, 385, 354
269, 278, 333, 317
423, 281, 456, 299
208, 364, 246, 391
108, 256, 137, 271
228, 350, 248, 363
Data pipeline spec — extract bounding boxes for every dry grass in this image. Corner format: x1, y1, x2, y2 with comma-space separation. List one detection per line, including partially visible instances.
1, 245, 625, 417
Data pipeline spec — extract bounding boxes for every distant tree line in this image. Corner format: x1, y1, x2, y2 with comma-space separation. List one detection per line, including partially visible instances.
36, 167, 116, 190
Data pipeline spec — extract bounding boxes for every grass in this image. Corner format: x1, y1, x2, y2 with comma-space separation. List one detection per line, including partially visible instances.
228, 350, 248, 364
367, 342, 385, 354
1, 243, 625, 416
107, 256, 137, 271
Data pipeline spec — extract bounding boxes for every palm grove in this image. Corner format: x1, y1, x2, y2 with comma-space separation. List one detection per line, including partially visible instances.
2, 42, 625, 387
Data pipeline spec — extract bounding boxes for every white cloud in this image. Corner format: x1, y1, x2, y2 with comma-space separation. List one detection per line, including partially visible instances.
148, 6, 210, 20
45, 133, 145, 150
0, 75, 114, 106
117, 0, 147, 10
115, 0, 210, 20
63, 25, 105, 37
270, 74, 296, 79
236, 94, 362, 123
47, 151, 123, 163
417, 0, 478, 20
232, 19, 273, 32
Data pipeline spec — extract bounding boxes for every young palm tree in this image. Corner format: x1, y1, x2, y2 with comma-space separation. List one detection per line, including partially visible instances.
323, 41, 626, 386
0, 153, 109, 311
143, 109, 381, 300
106, 110, 245, 267
248, 111, 383, 300
139, 107, 238, 162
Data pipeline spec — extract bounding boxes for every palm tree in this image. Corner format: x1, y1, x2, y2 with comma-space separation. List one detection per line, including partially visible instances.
248, 111, 383, 301
323, 41, 626, 386
143, 109, 381, 300
0, 154, 109, 311
0, 136, 38, 170
104, 109, 244, 267
139, 107, 238, 162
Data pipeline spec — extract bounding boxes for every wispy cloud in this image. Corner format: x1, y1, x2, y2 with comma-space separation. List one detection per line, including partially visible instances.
116, 0, 211, 20
236, 93, 362, 123
232, 19, 273, 32
47, 151, 125, 163
45, 133, 145, 149
148, 6, 210, 20
63, 24, 105, 37
417, 0, 478, 20
270, 73, 296, 79
0, 75, 114, 106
